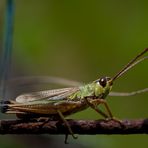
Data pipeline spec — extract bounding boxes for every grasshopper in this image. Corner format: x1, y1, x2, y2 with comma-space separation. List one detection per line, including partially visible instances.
1, 49, 148, 143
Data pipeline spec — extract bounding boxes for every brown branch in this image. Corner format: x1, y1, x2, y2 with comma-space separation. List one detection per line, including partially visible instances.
0, 119, 148, 135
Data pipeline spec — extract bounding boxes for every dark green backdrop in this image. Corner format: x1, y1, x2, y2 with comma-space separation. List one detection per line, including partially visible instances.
0, 0, 148, 148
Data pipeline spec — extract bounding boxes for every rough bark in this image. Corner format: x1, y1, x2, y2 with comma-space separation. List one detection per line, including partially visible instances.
0, 119, 148, 135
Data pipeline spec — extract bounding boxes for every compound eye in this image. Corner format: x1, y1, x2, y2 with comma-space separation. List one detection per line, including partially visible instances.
99, 77, 107, 87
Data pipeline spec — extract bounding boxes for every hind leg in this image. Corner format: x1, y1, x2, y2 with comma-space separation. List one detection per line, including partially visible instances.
57, 110, 77, 144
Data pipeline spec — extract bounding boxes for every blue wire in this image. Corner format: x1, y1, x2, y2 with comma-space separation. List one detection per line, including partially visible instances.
0, 0, 14, 100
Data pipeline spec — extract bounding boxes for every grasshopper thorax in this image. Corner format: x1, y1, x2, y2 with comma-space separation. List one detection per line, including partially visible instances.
94, 77, 113, 99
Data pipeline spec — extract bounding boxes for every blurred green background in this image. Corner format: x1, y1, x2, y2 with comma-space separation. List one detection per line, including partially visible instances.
0, 0, 148, 148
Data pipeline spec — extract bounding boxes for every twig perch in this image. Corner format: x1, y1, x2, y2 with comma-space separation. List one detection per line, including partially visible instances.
0, 119, 148, 135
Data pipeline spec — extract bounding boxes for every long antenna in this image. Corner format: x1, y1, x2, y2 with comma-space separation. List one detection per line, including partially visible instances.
111, 48, 148, 82
0, 0, 14, 99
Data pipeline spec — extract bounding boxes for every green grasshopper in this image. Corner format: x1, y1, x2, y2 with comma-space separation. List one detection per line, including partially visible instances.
1, 49, 148, 143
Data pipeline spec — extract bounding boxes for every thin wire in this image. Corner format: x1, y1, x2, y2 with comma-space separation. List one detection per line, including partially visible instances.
0, 0, 14, 100
8, 76, 82, 87
109, 88, 148, 97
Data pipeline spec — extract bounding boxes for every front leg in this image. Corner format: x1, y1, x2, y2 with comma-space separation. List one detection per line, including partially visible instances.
89, 98, 122, 123
96, 99, 113, 118
84, 97, 109, 119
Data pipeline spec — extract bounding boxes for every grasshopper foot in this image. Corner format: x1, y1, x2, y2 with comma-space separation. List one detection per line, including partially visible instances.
72, 134, 78, 139
105, 117, 125, 128
106, 117, 123, 124
64, 134, 78, 144
111, 117, 122, 124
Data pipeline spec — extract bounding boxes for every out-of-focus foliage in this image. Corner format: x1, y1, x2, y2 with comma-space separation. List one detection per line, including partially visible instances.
0, 0, 148, 148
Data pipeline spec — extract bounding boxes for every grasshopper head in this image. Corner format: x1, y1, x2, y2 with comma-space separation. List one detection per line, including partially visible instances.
94, 49, 148, 99
94, 77, 113, 99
